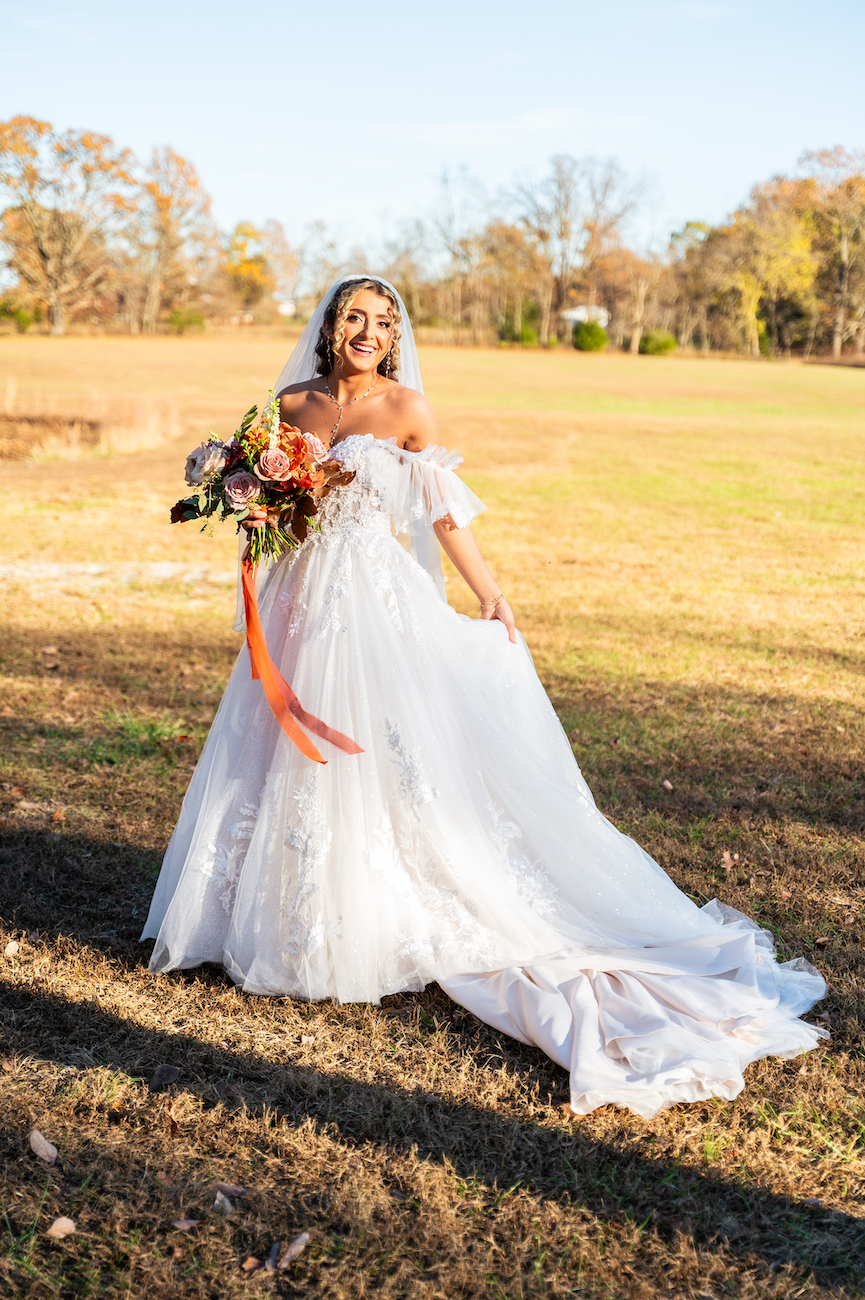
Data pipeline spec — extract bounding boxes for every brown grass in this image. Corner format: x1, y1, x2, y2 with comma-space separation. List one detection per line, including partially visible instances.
0, 340, 863, 1297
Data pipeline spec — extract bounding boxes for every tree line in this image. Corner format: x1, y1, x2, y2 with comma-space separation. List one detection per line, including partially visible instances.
1, 115, 864, 358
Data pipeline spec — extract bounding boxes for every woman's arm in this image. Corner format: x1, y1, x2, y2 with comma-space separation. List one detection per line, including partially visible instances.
434, 520, 517, 643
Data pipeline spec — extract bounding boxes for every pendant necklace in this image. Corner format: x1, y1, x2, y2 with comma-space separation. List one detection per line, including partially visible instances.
323, 375, 378, 441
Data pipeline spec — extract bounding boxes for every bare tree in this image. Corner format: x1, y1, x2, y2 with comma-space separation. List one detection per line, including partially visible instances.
516, 155, 640, 345
0, 115, 134, 334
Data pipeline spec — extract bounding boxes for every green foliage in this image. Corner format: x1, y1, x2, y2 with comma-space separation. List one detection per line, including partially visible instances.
520, 324, 539, 347
168, 309, 205, 335
573, 320, 609, 352
639, 329, 677, 356
0, 299, 35, 333
757, 318, 774, 358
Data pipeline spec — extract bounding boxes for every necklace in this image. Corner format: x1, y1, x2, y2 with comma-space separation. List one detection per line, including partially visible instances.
323, 376, 378, 440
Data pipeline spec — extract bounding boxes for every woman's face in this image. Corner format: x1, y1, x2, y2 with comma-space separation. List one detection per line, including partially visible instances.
333, 290, 394, 376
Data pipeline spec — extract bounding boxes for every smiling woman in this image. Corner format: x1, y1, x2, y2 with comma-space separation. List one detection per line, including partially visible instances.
141, 274, 826, 1122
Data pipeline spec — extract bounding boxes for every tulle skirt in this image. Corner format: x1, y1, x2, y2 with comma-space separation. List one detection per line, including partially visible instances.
142, 521, 826, 1117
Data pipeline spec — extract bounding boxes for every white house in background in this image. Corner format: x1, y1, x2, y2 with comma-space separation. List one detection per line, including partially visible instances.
277, 301, 297, 317
560, 305, 610, 327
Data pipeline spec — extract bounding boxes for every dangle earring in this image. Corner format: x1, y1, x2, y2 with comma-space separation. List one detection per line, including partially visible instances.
385, 349, 392, 379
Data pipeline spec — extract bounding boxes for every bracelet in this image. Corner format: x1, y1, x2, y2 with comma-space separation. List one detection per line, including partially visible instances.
480, 593, 505, 609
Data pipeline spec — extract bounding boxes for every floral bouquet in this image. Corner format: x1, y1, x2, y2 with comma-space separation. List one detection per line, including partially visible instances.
169, 391, 363, 764
170, 390, 355, 564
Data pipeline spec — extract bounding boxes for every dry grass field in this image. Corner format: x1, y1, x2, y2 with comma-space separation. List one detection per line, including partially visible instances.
0, 337, 863, 1298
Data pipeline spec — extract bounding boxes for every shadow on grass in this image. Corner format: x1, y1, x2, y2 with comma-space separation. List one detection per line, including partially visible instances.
0, 824, 862, 1291
1, 974, 862, 1289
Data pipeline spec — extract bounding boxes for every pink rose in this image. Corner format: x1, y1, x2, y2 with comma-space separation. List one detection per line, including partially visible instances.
223, 470, 260, 510
304, 432, 328, 461
254, 447, 294, 482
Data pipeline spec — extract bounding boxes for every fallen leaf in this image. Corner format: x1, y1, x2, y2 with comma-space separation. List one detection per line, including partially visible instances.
815, 937, 831, 946
277, 1233, 310, 1269
212, 1182, 247, 1198
242, 1257, 260, 1273
5, 940, 20, 958
779, 888, 791, 900
798, 1065, 807, 1076
52, 810, 66, 822
609, 737, 619, 749
44, 663, 59, 671
18, 801, 39, 811
29, 1129, 58, 1163
301, 1034, 315, 1046
721, 850, 735, 872
213, 1189, 234, 1215
172, 1245, 185, 1261
836, 725, 845, 733
214, 1080, 235, 1100
661, 778, 673, 791
149, 1063, 180, 1092
155, 1170, 171, 1185
46, 1216, 75, 1239
164, 1100, 180, 1138
172, 1219, 200, 1231
817, 1011, 832, 1024
265, 1240, 280, 1271
845, 914, 856, 926
176, 734, 193, 742
41, 646, 59, 655
10, 786, 23, 795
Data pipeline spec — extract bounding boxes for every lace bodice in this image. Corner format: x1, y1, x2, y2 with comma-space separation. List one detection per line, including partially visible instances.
310, 435, 486, 596
319, 435, 483, 534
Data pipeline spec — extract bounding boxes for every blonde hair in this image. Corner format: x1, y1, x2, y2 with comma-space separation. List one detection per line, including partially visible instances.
315, 278, 402, 380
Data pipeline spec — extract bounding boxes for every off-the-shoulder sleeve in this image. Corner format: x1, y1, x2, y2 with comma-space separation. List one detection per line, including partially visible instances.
379, 442, 487, 600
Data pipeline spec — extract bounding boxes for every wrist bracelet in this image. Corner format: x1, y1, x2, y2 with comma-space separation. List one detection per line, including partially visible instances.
480, 593, 505, 610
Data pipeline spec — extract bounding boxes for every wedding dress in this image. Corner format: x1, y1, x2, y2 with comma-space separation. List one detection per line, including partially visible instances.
142, 279, 826, 1119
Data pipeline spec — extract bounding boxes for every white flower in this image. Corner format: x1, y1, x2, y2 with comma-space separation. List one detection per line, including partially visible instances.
185, 440, 228, 486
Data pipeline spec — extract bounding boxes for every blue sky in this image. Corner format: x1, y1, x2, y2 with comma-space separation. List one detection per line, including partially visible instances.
3, 0, 863, 256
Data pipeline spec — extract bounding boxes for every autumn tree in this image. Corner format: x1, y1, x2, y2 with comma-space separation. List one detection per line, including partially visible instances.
135, 147, 211, 333
712, 188, 816, 357
800, 147, 865, 356
0, 116, 134, 334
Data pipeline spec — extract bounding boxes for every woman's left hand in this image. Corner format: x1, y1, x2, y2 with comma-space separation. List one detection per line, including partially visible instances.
482, 598, 517, 644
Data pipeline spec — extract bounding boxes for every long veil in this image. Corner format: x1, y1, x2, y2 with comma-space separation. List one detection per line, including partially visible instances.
233, 275, 428, 631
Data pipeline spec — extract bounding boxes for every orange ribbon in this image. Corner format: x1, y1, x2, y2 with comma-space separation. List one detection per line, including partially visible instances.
241, 555, 363, 764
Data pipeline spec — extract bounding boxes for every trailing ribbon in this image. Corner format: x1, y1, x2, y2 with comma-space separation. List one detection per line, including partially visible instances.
241, 555, 363, 764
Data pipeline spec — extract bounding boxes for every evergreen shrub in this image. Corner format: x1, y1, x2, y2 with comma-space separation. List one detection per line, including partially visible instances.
639, 330, 677, 355
572, 320, 608, 351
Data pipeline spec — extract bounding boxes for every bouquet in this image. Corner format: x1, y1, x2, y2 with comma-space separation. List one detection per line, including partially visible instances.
169, 391, 362, 765
170, 390, 355, 564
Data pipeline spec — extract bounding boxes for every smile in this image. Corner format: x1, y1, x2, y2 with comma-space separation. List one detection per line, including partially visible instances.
350, 342, 375, 356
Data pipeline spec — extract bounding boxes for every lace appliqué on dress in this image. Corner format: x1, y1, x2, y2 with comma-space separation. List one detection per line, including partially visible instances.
485, 796, 559, 919
282, 772, 341, 961
200, 791, 263, 915
384, 718, 437, 807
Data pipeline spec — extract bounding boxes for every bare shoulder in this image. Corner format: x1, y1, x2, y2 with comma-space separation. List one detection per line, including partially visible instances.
278, 379, 321, 398
389, 383, 437, 451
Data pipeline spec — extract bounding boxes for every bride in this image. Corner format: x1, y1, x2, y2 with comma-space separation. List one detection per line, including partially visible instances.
142, 275, 826, 1119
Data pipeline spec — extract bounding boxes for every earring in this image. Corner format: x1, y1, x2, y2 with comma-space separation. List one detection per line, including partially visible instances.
386, 349, 392, 378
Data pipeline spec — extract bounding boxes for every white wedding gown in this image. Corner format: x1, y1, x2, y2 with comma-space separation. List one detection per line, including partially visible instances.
142, 434, 826, 1118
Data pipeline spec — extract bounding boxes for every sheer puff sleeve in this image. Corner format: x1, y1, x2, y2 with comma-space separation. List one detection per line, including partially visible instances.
379, 441, 487, 600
